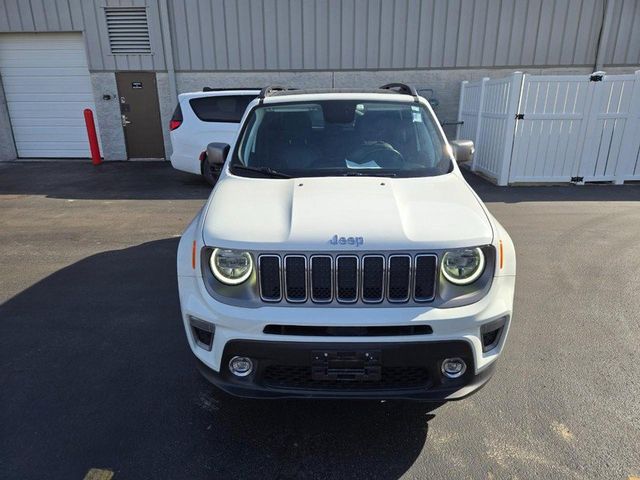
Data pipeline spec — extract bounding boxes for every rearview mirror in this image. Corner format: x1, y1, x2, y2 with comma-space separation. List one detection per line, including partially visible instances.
206, 142, 230, 166
450, 140, 474, 164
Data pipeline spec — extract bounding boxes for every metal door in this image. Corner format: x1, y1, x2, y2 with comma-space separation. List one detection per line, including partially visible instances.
115, 72, 165, 159
0, 33, 100, 158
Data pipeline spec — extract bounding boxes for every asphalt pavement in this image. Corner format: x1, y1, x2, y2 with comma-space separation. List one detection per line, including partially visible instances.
1, 161, 639, 479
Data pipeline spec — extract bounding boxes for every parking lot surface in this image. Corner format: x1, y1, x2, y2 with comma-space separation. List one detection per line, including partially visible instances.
1, 161, 639, 479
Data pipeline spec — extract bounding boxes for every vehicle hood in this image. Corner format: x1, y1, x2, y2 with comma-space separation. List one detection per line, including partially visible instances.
202, 173, 493, 251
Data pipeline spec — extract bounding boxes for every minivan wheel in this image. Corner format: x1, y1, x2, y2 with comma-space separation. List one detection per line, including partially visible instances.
201, 155, 220, 186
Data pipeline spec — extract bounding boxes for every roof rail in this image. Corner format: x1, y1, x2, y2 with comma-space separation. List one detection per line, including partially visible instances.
379, 83, 419, 101
258, 85, 295, 101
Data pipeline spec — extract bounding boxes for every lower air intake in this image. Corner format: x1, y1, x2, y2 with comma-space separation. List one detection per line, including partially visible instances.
263, 365, 432, 390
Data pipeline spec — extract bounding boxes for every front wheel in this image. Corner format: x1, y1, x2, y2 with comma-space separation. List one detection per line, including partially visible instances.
201, 155, 220, 186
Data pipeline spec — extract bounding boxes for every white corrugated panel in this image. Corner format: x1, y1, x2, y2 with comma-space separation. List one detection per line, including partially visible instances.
0, 33, 99, 158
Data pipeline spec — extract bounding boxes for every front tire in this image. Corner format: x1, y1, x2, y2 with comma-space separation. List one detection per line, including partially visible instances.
201, 155, 220, 186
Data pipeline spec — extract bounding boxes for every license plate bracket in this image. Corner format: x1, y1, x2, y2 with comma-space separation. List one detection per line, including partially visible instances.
311, 350, 381, 382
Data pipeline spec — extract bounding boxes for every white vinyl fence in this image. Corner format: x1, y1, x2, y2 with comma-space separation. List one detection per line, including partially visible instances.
456, 78, 486, 144
457, 70, 640, 185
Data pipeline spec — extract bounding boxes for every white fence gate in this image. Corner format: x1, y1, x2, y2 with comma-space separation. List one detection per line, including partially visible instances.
473, 73, 522, 186
457, 70, 640, 185
510, 75, 592, 183
578, 72, 640, 183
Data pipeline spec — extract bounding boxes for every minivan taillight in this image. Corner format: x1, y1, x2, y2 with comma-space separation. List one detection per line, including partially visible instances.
169, 103, 183, 131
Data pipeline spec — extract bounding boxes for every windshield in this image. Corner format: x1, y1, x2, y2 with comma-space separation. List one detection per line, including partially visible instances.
230, 100, 451, 178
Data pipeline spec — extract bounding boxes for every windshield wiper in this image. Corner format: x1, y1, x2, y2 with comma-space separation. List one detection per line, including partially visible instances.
230, 165, 292, 178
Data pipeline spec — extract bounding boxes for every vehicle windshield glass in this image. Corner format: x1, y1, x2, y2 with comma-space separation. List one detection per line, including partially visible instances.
231, 100, 450, 178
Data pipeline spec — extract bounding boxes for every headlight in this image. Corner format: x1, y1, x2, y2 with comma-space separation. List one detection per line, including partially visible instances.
441, 247, 485, 285
210, 248, 253, 285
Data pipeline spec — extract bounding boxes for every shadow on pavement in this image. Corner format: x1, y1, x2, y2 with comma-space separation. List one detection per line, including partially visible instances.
0, 238, 438, 480
462, 169, 640, 203
0, 161, 211, 200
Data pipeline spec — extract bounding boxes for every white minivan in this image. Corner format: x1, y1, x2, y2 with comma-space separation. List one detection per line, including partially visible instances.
169, 88, 259, 185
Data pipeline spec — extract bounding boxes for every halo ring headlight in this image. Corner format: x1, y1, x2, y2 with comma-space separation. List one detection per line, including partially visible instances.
441, 247, 485, 285
210, 248, 253, 285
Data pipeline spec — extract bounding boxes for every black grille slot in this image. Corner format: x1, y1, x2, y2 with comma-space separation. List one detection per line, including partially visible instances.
263, 324, 433, 336
388, 256, 411, 302
414, 255, 437, 301
259, 255, 281, 301
284, 256, 307, 301
362, 256, 384, 302
310, 256, 332, 302
263, 365, 431, 390
336, 256, 358, 302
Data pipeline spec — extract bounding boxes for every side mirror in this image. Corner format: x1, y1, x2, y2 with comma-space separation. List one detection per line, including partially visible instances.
450, 140, 474, 164
206, 142, 230, 166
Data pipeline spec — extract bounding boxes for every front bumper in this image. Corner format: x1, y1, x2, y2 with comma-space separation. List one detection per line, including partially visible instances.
178, 271, 515, 400
196, 339, 496, 400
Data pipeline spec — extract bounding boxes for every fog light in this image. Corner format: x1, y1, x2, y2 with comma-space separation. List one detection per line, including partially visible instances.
441, 358, 467, 378
229, 356, 253, 377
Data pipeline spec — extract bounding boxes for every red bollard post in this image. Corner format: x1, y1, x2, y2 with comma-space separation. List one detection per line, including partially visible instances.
83, 108, 102, 165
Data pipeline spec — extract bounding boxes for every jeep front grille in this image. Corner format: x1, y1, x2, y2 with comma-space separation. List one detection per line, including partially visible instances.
258, 253, 437, 305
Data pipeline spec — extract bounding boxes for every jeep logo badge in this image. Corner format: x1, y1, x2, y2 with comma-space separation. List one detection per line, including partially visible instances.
329, 234, 364, 247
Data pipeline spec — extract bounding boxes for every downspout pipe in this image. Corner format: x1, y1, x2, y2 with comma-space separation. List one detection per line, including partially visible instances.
159, 0, 178, 105
595, 0, 615, 72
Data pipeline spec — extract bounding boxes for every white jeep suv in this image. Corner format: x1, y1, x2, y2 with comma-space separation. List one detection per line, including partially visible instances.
169, 88, 259, 185
177, 84, 516, 400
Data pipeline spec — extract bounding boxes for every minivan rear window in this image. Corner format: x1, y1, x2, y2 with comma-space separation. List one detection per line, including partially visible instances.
189, 95, 256, 123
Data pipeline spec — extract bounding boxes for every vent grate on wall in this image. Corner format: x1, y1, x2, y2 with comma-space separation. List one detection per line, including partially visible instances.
105, 7, 151, 54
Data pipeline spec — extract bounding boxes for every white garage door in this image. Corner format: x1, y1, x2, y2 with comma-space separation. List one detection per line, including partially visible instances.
0, 33, 99, 158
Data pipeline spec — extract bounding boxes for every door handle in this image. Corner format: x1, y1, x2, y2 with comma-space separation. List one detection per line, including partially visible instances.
121, 114, 131, 127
